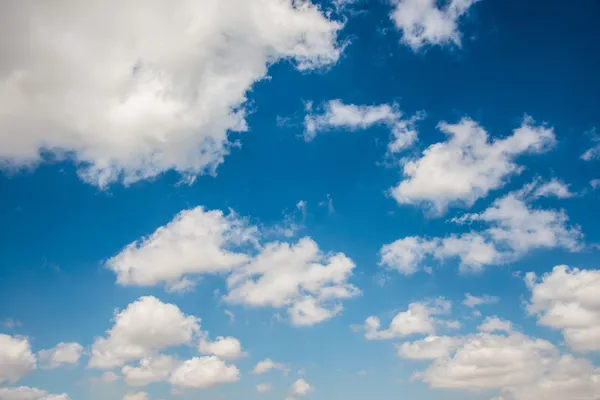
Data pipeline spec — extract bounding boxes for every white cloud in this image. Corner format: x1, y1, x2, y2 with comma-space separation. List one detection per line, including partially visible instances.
256, 383, 272, 393
0, 0, 342, 187
477, 316, 513, 333
251, 358, 286, 375
169, 356, 239, 388
581, 129, 600, 161
288, 378, 314, 399
526, 265, 600, 352
0, 334, 36, 384
89, 371, 120, 383
224, 310, 235, 324
0, 386, 70, 400
89, 296, 200, 369
198, 336, 246, 360
390, 117, 555, 214
421, 332, 557, 390
364, 298, 451, 340
38, 342, 83, 369
390, 0, 480, 50
531, 178, 574, 199
107, 207, 256, 290
462, 293, 499, 308
225, 237, 359, 326
122, 355, 177, 387
380, 190, 582, 275
303, 100, 419, 153
122, 392, 148, 400
397, 335, 463, 360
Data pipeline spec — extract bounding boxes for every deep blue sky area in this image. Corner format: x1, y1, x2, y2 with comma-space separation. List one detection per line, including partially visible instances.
1, 1, 599, 400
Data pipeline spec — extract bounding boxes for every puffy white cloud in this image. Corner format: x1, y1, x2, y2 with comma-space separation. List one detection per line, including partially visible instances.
0, 334, 36, 384
169, 356, 239, 388
107, 207, 256, 290
478, 317, 513, 333
397, 335, 463, 360
198, 336, 246, 360
380, 190, 582, 275
122, 392, 148, 400
364, 298, 451, 340
0, 386, 69, 400
421, 332, 557, 390
256, 383, 272, 392
37, 342, 83, 369
226, 237, 359, 326
462, 293, 499, 308
391, 117, 555, 214
303, 100, 419, 152
251, 358, 286, 375
122, 355, 177, 387
0, 0, 342, 187
288, 378, 314, 399
526, 265, 600, 352
390, 0, 480, 50
89, 296, 200, 369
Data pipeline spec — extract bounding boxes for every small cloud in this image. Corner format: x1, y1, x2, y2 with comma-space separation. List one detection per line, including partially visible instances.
224, 310, 235, 324
1, 318, 22, 329
318, 194, 335, 214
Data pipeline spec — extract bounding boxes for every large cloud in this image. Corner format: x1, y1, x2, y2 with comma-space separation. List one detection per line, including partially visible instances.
390, 117, 555, 214
0, 334, 36, 384
390, 0, 481, 50
526, 265, 600, 352
89, 296, 200, 369
0, 0, 341, 186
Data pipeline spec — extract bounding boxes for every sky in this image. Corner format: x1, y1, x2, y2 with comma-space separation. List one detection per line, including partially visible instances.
1, 0, 600, 399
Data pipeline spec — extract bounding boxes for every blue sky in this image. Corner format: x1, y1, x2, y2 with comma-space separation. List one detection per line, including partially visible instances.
1, 1, 600, 400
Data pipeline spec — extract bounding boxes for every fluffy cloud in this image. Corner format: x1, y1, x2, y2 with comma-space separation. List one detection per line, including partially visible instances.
256, 383, 272, 392
288, 378, 314, 399
530, 178, 574, 199
107, 207, 256, 291
251, 358, 286, 374
198, 336, 246, 360
390, 0, 480, 50
169, 356, 239, 388
526, 265, 600, 352
89, 296, 200, 369
397, 335, 463, 360
226, 237, 359, 326
37, 342, 83, 369
380, 189, 582, 274
477, 317, 513, 333
0, 0, 342, 187
122, 392, 148, 400
0, 386, 69, 400
391, 117, 555, 214
303, 100, 420, 152
462, 293, 499, 308
364, 298, 451, 340
421, 332, 557, 390
0, 334, 36, 384
122, 355, 177, 387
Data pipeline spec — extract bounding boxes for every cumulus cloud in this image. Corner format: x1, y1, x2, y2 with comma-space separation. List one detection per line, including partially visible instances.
0, 334, 36, 384
198, 336, 246, 360
251, 358, 286, 375
462, 293, 499, 308
397, 335, 463, 360
380, 189, 582, 275
106, 207, 257, 291
477, 316, 513, 333
288, 378, 314, 399
0, 386, 70, 400
390, 117, 555, 214
89, 296, 200, 369
37, 342, 83, 369
225, 237, 360, 326
122, 355, 177, 387
169, 356, 240, 388
363, 298, 451, 340
0, 0, 342, 187
526, 265, 600, 352
303, 100, 420, 153
390, 0, 481, 50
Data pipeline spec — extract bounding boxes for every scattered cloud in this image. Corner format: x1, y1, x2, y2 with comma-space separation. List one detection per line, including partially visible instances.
287, 378, 314, 399
38, 342, 83, 369
581, 128, 600, 161
198, 336, 246, 360
397, 335, 463, 360
477, 316, 513, 333
122, 392, 148, 400
1, 318, 22, 329
0, 386, 70, 400
224, 310, 235, 324
256, 383, 272, 393
0, 0, 342, 187
251, 359, 286, 375
169, 356, 239, 389
0, 334, 36, 384
390, 0, 481, 50
390, 117, 555, 214
462, 293, 499, 308
122, 355, 177, 387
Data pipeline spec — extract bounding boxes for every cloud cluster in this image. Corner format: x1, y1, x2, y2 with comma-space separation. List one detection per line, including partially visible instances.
0, 0, 342, 187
